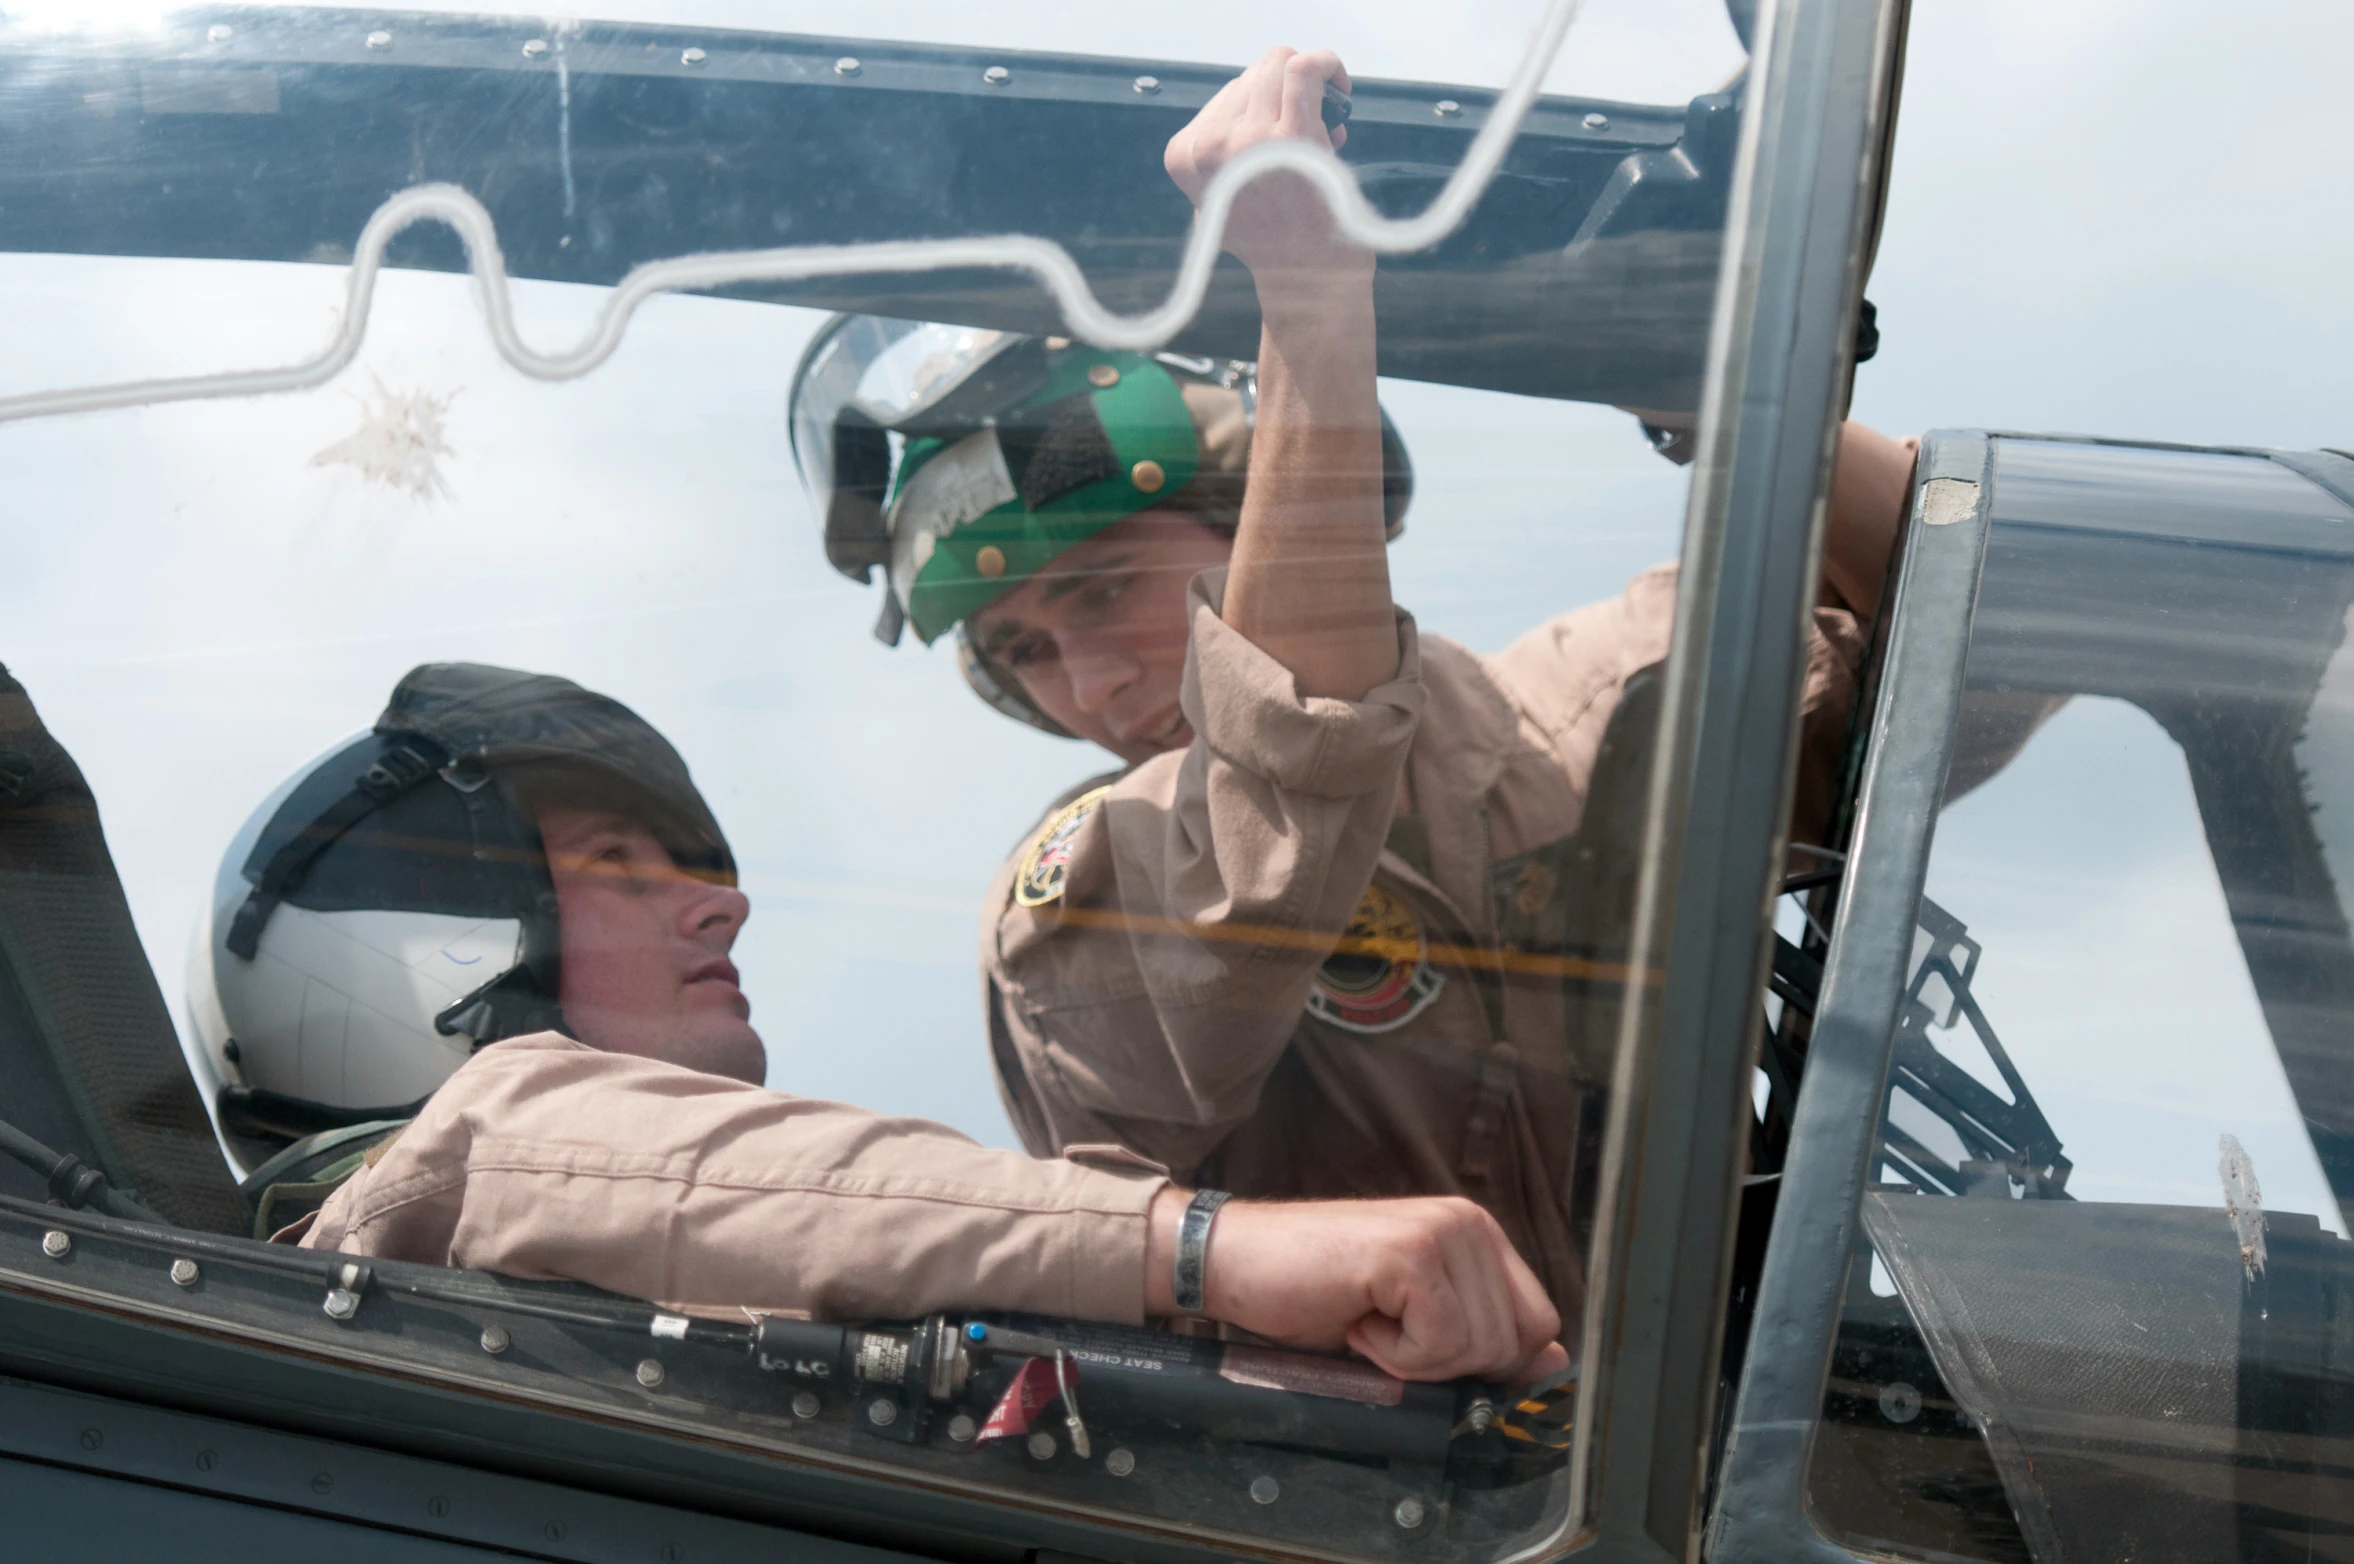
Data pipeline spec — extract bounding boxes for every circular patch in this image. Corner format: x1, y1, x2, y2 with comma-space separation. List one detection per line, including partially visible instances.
1307, 883, 1448, 1034
1015, 785, 1112, 907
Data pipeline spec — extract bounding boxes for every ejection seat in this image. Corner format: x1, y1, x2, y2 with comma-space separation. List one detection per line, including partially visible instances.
0, 664, 249, 1233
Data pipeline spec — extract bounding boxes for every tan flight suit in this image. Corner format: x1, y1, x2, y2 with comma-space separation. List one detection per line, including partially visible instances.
983, 565, 1864, 1314
297, 1034, 1169, 1322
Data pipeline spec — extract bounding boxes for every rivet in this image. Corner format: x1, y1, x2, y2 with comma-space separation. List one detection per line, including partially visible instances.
41, 1229, 71, 1259
975, 545, 1007, 579
364, 30, 392, 51
983, 65, 1011, 86
834, 56, 862, 77
680, 47, 707, 66
791, 1390, 821, 1419
946, 1412, 978, 1443
323, 1288, 359, 1321
1394, 1496, 1427, 1529
1434, 99, 1462, 118
867, 1396, 899, 1427
635, 1358, 666, 1388
1087, 363, 1121, 388
169, 1258, 200, 1287
1133, 75, 1161, 94
1250, 1474, 1280, 1504
522, 38, 549, 58
480, 1324, 510, 1355
1105, 1446, 1136, 1477
1582, 111, 1610, 131
1025, 1430, 1056, 1460
1131, 460, 1167, 494
206, 23, 233, 42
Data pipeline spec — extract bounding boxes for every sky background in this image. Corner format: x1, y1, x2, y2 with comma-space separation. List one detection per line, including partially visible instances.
3, 0, 2350, 1240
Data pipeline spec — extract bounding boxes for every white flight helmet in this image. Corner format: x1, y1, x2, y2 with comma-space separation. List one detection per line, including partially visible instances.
188, 662, 734, 1150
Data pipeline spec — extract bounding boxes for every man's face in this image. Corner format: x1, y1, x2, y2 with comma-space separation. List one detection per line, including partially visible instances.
965, 510, 1235, 766
538, 807, 766, 1086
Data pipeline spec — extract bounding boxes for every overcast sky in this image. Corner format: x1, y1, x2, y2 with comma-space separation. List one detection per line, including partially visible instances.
2, 0, 2348, 1235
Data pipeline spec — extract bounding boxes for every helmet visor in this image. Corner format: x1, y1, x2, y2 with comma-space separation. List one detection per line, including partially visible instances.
788, 315, 1050, 537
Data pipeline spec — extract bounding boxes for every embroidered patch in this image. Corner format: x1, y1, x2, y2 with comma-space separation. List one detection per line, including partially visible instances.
1307, 882, 1448, 1034
1015, 785, 1111, 907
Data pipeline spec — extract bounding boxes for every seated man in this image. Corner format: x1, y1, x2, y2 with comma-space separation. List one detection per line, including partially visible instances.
191, 661, 1561, 1384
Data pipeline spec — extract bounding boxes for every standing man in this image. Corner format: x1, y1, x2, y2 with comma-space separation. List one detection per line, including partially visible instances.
789, 48, 1917, 1315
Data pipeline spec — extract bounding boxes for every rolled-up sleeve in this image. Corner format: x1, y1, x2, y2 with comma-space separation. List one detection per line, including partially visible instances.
303, 1036, 1167, 1324
986, 568, 1425, 1174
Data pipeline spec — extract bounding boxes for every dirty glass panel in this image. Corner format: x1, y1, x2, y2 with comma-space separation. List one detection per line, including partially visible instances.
0, 1, 1789, 1556
1805, 438, 2354, 1564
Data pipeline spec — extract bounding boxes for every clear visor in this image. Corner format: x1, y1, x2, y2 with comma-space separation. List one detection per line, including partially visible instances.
787, 315, 1032, 511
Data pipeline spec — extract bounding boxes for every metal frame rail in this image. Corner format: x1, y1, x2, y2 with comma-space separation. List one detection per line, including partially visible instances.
1704, 429, 1994, 1562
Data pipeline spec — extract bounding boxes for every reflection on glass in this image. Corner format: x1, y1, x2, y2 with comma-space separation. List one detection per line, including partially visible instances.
0, 5, 1827, 1557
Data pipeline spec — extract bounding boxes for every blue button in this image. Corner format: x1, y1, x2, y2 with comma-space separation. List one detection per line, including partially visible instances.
966, 1322, 988, 1342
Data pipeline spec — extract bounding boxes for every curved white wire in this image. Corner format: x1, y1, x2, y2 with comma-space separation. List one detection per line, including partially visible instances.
0, 0, 1583, 427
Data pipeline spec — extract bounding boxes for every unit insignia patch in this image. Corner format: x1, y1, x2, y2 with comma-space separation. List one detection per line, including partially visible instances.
1014, 785, 1112, 907
1307, 882, 1448, 1034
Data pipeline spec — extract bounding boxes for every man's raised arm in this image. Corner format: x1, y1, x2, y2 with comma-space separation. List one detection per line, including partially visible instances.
1165, 47, 1396, 701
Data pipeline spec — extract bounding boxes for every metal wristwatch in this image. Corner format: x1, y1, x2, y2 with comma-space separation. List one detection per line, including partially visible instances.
1173, 1188, 1230, 1315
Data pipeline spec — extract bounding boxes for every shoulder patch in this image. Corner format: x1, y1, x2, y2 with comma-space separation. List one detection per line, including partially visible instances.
1015, 785, 1112, 908
1307, 882, 1448, 1034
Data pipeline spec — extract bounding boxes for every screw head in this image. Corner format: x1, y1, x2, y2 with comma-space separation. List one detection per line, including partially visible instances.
41, 1230, 71, 1259
479, 1324, 510, 1355
1025, 1429, 1057, 1460
946, 1412, 978, 1443
364, 30, 391, 50
195, 1449, 217, 1472
982, 65, 1011, 86
206, 23, 233, 42
522, 38, 549, 58
834, 56, 862, 76
78, 1428, 101, 1451
1877, 1380, 1921, 1424
867, 1396, 899, 1428
1133, 75, 1161, 94
311, 1471, 335, 1495
169, 1258, 200, 1287
635, 1358, 667, 1389
427, 1496, 450, 1518
1582, 111, 1610, 131
1394, 1497, 1428, 1529
1250, 1474, 1280, 1504
1435, 99, 1463, 117
1105, 1446, 1136, 1477
790, 1389, 821, 1419
681, 47, 707, 66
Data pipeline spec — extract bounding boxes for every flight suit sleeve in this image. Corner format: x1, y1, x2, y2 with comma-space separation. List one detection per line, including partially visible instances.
985, 567, 1427, 1175
301, 1035, 1168, 1324
1483, 563, 1867, 845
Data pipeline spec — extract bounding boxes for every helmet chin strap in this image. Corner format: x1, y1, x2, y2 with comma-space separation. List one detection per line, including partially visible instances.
435, 963, 571, 1047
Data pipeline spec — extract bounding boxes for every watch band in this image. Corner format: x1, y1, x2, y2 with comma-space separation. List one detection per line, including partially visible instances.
1173, 1188, 1230, 1315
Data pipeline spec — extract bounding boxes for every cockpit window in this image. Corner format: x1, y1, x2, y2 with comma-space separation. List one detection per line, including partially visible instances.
1805, 438, 2354, 1564
0, 1, 1863, 1556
